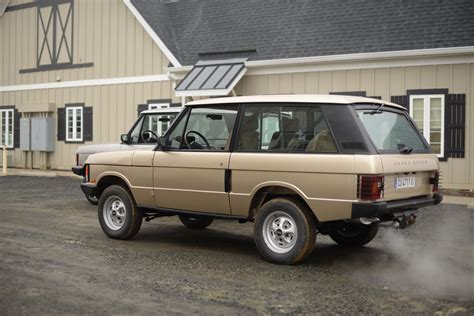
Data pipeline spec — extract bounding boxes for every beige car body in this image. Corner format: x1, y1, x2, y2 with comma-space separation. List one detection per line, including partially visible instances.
84, 95, 440, 223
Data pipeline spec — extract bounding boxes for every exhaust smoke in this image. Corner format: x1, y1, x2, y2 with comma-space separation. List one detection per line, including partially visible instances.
376, 211, 473, 298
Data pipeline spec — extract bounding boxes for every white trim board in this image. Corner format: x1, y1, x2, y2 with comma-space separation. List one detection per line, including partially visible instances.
123, 0, 181, 67
0, 74, 169, 92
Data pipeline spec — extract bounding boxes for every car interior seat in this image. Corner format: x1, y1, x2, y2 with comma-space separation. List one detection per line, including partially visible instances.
306, 129, 337, 152
238, 114, 260, 150
268, 117, 300, 150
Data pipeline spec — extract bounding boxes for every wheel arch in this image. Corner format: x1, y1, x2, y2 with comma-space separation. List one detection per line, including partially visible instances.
247, 182, 319, 223
95, 172, 133, 199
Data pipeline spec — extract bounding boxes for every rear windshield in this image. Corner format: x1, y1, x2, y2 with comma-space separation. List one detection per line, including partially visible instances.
356, 108, 429, 153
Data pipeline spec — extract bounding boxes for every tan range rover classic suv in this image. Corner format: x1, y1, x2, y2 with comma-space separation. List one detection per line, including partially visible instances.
79, 95, 442, 264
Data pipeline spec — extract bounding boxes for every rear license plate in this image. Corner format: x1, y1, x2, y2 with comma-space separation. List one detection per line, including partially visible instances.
394, 177, 416, 189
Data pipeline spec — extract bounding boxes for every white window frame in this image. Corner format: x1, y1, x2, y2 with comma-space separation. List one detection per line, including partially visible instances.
0, 109, 14, 148
65, 106, 83, 142
148, 103, 169, 110
409, 94, 445, 158
148, 103, 170, 136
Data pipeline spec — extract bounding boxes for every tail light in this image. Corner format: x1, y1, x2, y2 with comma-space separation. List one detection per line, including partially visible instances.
358, 175, 384, 200
430, 171, 439, 192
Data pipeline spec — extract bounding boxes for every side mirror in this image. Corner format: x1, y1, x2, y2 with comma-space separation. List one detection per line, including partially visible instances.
120, 134, 130, 144
157, 136, 168, 151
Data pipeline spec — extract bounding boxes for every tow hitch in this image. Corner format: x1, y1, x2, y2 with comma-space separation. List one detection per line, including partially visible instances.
392, 210, 418, 229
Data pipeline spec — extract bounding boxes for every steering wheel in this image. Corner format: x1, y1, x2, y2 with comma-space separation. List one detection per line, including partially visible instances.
141, 129, 159, 143
185, 131, 211, 149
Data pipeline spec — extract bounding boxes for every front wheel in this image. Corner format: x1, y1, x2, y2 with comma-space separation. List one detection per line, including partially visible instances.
254, 198, 316, 265
329, 222, 379, 246
98, 185, 142, 240
178, 215, 214, 229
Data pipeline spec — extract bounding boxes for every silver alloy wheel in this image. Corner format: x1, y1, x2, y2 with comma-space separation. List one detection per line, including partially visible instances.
262, 211, 298, 254
103, 195, 127, 231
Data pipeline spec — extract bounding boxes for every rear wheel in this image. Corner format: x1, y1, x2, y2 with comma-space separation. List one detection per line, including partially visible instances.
98, 185, 142, 240
254, 198, 316, 265
329, 222, 379, 246
178, 215, 214, 229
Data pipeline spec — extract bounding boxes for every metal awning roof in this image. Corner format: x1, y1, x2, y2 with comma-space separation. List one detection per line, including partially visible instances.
175, 59, 247, 97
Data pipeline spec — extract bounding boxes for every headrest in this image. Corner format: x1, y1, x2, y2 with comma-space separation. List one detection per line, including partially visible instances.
242, 114, 258, 131
283, 117, 299, 133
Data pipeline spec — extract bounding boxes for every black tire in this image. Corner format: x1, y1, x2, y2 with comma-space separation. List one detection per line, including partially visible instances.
178, 215, 214, 229
254, 198, 316, 265
329, 222, 379, 247
98, 185, 142, 240
85, 194, 99, 205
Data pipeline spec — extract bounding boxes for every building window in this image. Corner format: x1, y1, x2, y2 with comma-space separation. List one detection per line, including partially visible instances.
37, 0, 73, 67
0, 109, 14, 148
409, 95, 444, 157
147, 103, 170, 136
66, 106, 83, 142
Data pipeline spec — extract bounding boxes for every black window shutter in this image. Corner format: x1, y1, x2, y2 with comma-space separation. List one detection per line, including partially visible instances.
368, 96, 382, 100
391, 95, 409, 111
57, 108, 66, 141
445, 94, 465, 158
137, 104, 148, 116
13, 109, 21, 148
83, 107, 93, 142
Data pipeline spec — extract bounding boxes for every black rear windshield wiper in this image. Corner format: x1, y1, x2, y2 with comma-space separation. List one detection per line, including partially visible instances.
363, 102, 385, 114
398, 145, 413, 154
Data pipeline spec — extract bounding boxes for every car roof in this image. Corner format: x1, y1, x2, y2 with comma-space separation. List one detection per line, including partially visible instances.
186, 94, 404, 110
141, 108, 183, 114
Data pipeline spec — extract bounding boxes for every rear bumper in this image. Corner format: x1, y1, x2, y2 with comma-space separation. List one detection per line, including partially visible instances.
72, 166, 83, 176
80, 183, 97, 197
352, 193, 443, 219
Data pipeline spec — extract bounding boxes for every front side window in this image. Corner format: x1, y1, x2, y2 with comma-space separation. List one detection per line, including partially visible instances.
66, 106, 83, 142
129, 112, 179, 144
357, 108, 428, 153
0, 109, 14, 148
166, 106, 239, 151
237, 105, 337, 153
409, 95, 444, 156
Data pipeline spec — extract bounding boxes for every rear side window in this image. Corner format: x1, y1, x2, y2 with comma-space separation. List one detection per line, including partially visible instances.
357, 109, 429, 153
237, 105, 337, 153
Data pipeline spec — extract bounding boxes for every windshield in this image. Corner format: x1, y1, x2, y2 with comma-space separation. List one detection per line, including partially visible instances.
357, 109, 429, 153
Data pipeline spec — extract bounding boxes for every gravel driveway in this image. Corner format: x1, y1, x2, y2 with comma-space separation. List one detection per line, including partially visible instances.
0, 176, 473, 315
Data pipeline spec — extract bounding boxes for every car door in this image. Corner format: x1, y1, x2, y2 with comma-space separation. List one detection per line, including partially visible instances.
153, 105, 239, 214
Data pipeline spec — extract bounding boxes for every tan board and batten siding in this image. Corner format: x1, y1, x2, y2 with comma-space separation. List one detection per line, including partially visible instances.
0, 0, 178, 169
0, 0, 473, 189
232, 65, 474, 189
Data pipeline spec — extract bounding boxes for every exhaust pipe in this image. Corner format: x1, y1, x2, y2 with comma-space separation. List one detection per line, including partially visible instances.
392, 210, 418, 229
352, 217, 380, 225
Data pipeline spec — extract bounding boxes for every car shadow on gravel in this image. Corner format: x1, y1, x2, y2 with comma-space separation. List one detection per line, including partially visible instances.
132, 222, 392, 267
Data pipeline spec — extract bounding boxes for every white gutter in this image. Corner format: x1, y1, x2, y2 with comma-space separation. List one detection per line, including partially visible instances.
123, 0, 181, 67
166, 46, 474, 78
245, 46, 474, 68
